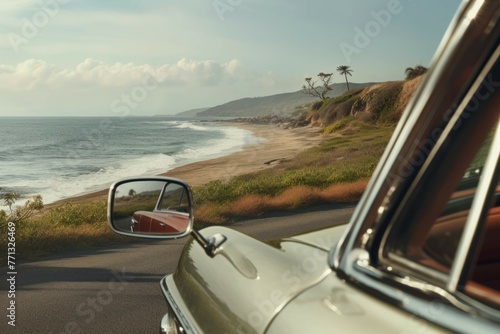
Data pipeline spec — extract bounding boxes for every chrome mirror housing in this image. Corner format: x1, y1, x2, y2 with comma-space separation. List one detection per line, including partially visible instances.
107, 177, 193, 239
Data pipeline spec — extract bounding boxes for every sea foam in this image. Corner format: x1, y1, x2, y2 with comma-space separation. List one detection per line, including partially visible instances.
0, 117, 264, 208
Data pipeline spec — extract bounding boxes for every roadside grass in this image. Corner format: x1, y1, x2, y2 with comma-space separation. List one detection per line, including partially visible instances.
195, 179, 369, 225
0, 122, 394, 264
0, 200, 132, 265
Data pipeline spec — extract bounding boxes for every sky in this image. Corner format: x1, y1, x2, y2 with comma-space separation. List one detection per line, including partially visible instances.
0, 0, 463, 117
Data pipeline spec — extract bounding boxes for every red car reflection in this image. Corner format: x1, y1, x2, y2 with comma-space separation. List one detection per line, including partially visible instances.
131, 211, 189, 233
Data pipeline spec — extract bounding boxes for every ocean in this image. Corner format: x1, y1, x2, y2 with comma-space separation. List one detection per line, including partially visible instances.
0, 116, 263, 208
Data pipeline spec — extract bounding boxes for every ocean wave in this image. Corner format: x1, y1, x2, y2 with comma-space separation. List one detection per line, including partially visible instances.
142, 121, 179, 125
1, 153, 177, 206
174, 125, 265, 163
1, 119, 265, 207
174, 122, 210, 132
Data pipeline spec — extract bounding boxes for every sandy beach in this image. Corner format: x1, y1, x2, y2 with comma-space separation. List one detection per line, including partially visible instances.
163, 123, 323, 186
49, 122, 324, 206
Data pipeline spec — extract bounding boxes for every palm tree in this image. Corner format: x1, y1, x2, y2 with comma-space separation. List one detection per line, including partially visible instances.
337, 65, 353, 90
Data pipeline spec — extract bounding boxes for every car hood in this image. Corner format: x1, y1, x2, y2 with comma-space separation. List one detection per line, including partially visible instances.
167, 224, 347, 334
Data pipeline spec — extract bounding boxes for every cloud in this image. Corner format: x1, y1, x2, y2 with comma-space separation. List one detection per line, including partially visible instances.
0, 58, 241, 91
0, 0, 41, 12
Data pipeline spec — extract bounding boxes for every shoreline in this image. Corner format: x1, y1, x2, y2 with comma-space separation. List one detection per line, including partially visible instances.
47, 122, 324, 208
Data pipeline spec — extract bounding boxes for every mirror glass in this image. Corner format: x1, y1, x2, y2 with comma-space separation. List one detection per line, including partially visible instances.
110, 179, 191, 237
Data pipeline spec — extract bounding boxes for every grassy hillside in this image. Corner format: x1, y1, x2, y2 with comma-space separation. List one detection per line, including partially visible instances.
174, 107, 210, 117
197, 83, 375, 117
305, 77, 423, 132
192, 76, 424, 224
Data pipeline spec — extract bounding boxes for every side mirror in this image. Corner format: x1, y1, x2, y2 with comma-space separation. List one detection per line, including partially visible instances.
108, 177, 193, 239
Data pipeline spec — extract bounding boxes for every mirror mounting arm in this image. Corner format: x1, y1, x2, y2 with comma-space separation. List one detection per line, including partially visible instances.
190, 229, 227, 257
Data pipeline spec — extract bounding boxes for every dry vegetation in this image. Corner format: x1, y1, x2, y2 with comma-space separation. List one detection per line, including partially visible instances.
0, 199, 133, 264
195, 180, 368, 224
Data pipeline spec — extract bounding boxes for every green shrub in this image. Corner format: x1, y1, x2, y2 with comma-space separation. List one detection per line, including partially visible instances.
369, 82, 403, 122
40, 200, 107, 226
331, 89, 362, 104
311, 100, 324, 111
323, 117, 351, 134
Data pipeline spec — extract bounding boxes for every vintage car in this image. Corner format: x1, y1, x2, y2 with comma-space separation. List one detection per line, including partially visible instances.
108, 0, 500, 332
131, 210, 189, 233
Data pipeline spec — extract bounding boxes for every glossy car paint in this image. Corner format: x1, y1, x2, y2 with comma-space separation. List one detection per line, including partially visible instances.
132, 210, 189, 233
166, 226, 343, 333
267, 267, 448, 334
164, 226, 452, 334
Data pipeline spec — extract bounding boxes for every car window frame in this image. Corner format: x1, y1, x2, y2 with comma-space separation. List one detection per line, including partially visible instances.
448, 125, 500, 293
156, 181, 190, 214
336, 57, 500, 331
332, 0, 500, 273
377, 51, 500, 284
328, 1, 500, 329
370, 58, 500, 332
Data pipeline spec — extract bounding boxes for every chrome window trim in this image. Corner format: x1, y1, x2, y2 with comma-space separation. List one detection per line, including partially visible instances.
347, 249, 500, 331
156, 183, 190, 213
330, 0, 500, 326
161, 276, 198, 334
447, 117, 500, 292
377, 45, 500, 284
386, 252, 449, 285
332, 0, 496, 271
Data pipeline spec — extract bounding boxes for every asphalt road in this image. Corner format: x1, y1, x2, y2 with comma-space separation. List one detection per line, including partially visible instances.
1, 204, 355, 334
